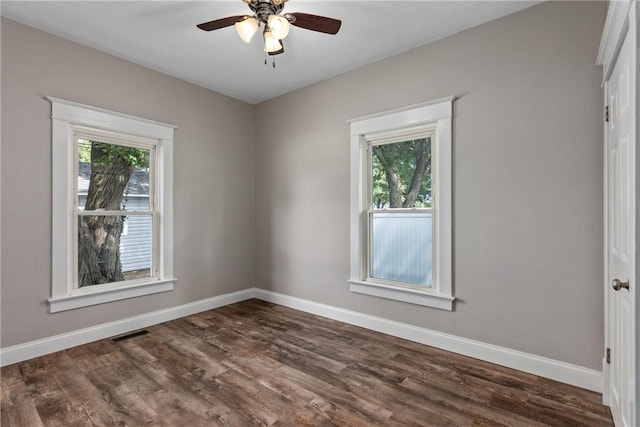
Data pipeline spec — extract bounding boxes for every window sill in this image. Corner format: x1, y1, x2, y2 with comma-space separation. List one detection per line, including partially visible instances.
48, 278, 176, 313
348, 279, 454, 311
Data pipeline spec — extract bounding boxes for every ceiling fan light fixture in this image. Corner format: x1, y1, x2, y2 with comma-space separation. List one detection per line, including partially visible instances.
263, 27, 282, 53
235, 16, 259, 43
267, 14, 290, 39
197, 0, 342, 62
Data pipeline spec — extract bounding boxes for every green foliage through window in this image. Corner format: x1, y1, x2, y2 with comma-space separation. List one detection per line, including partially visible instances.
371, 137, 432, 209
78, 139, 149, 168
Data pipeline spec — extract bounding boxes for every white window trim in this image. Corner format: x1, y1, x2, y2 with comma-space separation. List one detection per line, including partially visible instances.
348, 96, 455, 310
48, 97, 177, 313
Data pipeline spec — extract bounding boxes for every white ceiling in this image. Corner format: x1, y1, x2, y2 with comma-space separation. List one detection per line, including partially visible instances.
1, 1, 541, 104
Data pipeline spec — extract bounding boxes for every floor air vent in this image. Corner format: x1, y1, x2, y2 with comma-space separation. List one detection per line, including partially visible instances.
112, 329, 149, 342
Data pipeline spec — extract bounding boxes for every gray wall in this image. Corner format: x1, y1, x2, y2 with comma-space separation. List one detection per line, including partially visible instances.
254, 1, 606, 369
1, 18, 255, 347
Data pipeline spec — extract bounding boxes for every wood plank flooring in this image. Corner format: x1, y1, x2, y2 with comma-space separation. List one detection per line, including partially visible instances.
1, 299, 613, 426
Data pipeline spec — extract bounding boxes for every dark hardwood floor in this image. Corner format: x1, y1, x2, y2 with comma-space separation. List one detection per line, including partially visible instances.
1, 299, 613, 426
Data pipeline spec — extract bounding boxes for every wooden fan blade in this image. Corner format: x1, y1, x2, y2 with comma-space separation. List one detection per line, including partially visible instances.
197, 15, 245, 31
289, 13, 341, 35
268, 41, 284, 56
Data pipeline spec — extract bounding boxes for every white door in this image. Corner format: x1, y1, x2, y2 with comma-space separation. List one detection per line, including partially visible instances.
606, 7, 636, 426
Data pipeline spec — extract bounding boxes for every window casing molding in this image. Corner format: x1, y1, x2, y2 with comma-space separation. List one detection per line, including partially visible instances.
348, 96, 455, 310
49, 97, 177, 313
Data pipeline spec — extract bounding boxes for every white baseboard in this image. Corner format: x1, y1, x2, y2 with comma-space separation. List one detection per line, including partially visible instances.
253, 289, 603, 393
0, 288, 254, 367
0, 287, 603, 394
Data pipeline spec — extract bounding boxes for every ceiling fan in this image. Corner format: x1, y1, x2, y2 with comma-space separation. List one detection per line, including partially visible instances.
197, 0, 341, 66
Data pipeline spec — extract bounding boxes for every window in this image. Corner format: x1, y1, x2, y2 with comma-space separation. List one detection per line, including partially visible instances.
348, 97, 454, 310
76, 134, 153, 285
49, 97, 176, 312
368, 131, 434, 286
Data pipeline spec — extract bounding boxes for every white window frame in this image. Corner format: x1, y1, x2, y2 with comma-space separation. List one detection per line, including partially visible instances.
348, 96, 455, 310
49, 97, 176, 313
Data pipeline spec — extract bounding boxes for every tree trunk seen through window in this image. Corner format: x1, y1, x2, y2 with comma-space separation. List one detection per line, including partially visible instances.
372, 138, 432, 209
78, 141, 148, 287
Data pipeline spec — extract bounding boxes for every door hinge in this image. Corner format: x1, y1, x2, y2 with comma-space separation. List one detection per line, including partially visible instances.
606, 348, 610, 364
605, 105, 609, 122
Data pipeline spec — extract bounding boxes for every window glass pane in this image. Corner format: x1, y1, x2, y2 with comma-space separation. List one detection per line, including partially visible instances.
371, 137, 431, 209
77, 139, 151, 211
77, 214, 153, 287
370, 212, 432, 287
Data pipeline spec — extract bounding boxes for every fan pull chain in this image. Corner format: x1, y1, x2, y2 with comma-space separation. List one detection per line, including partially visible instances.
263, 53, 276, 68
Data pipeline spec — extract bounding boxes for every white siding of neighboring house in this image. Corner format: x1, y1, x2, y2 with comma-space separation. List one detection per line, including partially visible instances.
370, 212, 433, 286
119, 196, 152, 272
